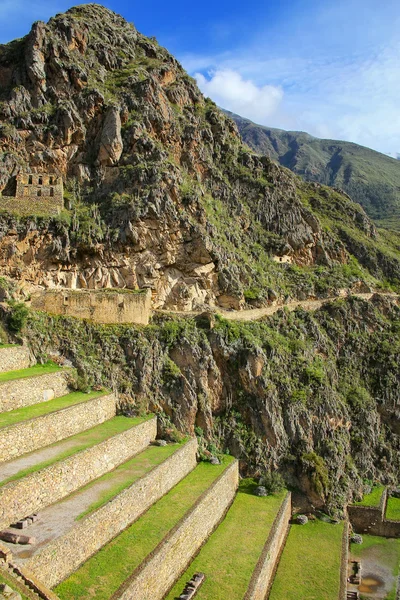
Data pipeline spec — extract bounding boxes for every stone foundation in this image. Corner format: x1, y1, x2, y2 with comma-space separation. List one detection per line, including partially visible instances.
0, 417, 157, 530
25, 438, 198, 587
244, 492, 292, 600
0, 392, 116, 463
0, 370, 72, 413
348, 490, 400, 537
112, 460, 239, 600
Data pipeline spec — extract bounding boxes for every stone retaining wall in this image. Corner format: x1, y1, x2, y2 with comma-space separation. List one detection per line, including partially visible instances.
348, 490, 400, 537
0, 393, 116, 463
0, 417, 157, 530
112, 459, 239, 600
0, 346, 32, 373
25, 438, 198, 587
0, 370, 73, 413
243, 492, 292, 600
338, 521, 349, 600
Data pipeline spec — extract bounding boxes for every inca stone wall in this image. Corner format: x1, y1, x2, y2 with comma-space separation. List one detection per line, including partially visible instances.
0, 369, 72, 413
0, 392, 116, 463
25, 438, 198, 587
0, 173, 63, 217
348, 490, 400, 537
243, 492, 292, 600
0, 417, 157, 530
32, 288, 152, 325
0, 345, 32, 373
338, 522, 349, 600
112, 459, 239, 600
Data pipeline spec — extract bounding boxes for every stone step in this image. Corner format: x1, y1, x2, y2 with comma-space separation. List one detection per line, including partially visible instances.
0, 415, 157, 530
22, 439, 198, 587
0, 345, 32, 374
0, 391, 116, 464
0, 366, 72, 413
166, 488, 291, 600
0, 562, 43, 600
55, 458, 238, 600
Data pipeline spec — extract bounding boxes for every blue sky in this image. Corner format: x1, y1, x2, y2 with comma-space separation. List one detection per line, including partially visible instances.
0, 0, 399, 154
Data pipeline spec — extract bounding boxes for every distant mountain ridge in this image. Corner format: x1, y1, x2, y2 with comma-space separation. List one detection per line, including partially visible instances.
226, 110, 400, 231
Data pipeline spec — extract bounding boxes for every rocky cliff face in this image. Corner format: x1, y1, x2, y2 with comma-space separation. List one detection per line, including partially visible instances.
0, 4, 399, 309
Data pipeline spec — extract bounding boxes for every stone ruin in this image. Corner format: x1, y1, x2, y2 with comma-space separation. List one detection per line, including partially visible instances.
0, 173, 63, 216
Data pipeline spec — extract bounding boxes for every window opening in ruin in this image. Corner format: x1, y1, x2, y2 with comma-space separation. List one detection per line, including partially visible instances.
49, 177, 54, 185
37, 189, 42, 197
50, 187, 54, 197
28, 175, 33, 184
38, 177, 43, 185
64, 296, 69, 305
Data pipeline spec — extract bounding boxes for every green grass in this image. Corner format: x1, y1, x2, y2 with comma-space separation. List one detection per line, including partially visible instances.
0, 390, 109, 429
269, 519, 344, 600
0, 343, 17, 348
0, 362, 63, 382
386, 497, 400, 521
0, 571, 29, 600
76, 442, 183, 519
56, 458, 234, 600
0, 415, 152, 487
354, 485, 385, 507
166, 485, 286, 600
351, 535, 400, 600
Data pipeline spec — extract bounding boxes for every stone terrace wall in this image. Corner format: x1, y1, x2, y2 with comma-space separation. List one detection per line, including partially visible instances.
26, 438, 198, 588
0, 392, 116, 463
243, 492, 292, 600
338, 521, 349, 600
0, 417, 157, 530
0, 345, 32, 373
32, 288, 152, 325
112, 459, 239, 600
348, 490, 400, 537
0, 369, 72, 413
0, 195, 63, 217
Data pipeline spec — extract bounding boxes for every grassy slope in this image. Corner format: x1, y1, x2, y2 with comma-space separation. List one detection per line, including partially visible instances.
56, 459, 233, 600
166, 484, 286, 600
353, 486, 385, 507
228, 111, 400, 230
0, 362, 62, 382
0, 415, 151, 487
269, 519, 344, 600
386, 497, 400, 521
0, 390, 109, 429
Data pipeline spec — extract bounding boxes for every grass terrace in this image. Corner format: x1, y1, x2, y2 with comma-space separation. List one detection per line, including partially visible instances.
386, 496, 400, 521
56, 458, 234, 600
0, 390, 109, 429
0, 362, 63, 382
0, 415, 152, 487
0, 570, 29, 600
166, 482, 286, 600
269, 518, 344, 600
353, 485, 385, 507
351, 535, 400, 600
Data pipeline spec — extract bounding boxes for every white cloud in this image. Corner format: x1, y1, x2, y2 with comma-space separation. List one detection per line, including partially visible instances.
195, 70, 283, 125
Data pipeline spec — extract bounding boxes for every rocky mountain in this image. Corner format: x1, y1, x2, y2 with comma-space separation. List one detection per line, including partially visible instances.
227, 111, 400, 231
0, 4, 399, 512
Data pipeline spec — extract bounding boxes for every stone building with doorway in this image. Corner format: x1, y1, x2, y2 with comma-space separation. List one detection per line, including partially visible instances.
0, 172, 64, 215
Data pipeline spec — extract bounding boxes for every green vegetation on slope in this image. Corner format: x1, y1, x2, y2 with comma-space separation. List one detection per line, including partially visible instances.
0, 362, 62, 382
56, 459, 233, 600
166, 483, 286, 600
0, 415, 151, 487
269, 519, 344, 600
0, 390, 108, 429
228, 110, 400, 230
354, 485, 385, 507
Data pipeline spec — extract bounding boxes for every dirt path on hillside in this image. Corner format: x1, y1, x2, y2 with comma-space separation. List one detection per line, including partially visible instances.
158, 292, 399, 323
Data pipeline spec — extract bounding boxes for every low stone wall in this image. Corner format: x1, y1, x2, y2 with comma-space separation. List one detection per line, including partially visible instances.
0, 369, 73, 413
0, 195, 63, 216
244, 492, 292, 600
0, 417, 157, 530
112, 459, 239, 600
0, 392, 116, 463
339, 521, 349, 600
348, 490, 400, 537
32, 288, 152, 325
25, 438, 198, 587
0, 345, 32, 373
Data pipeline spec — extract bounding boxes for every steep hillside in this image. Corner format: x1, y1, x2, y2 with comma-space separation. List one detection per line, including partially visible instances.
0, 4, 399, 311
227, 111, 400, 231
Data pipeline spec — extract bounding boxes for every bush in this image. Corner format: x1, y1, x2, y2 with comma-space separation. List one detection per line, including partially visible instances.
259, 471, 286, 494
8, 301, 29, 333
